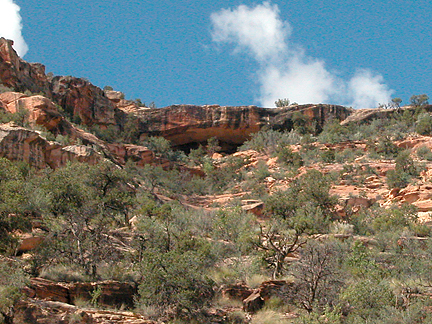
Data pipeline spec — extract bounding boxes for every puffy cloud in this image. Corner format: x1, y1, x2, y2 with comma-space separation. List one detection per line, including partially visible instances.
210, 2, 392, 108
0, 0, 28, 57
211, 2, 290, 62
348, 69, 394, 109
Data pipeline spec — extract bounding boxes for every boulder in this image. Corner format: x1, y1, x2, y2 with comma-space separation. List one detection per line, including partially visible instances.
0, 123, 101, 169
413, 200, 432, 212
17, 235, 44, 253
26, 278, 70, 303
242, 290, 264, 313
27, 278, 137, 309
241, 201, 264, 216
0, 92, 63, 130
258, 280, 291, 300
242, 280, 292, 313
221, 283, 253, 301
106, 143, 154, 167
14, 299, 156, 324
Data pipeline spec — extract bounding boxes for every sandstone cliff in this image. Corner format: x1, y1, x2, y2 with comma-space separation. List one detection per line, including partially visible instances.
0, 37, 120, 128
0, 37, 356, 149
0, 123, 101, 169
136, 103, 353, 147
50, 76, 118, 126
0, 38, 52, 96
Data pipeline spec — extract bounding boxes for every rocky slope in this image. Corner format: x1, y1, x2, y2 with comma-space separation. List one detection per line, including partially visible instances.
4, 36, 432, 323
0, 37, 354, 150
135, 104, 353, 148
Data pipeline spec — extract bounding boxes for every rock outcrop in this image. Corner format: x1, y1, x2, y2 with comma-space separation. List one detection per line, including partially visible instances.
0, 38, 120, 128
0, 38, 52, 96
0, 37, 358, 149
0, 92, 157, 168
0, 92, 64, 130
50, 76, 118, 126
242, 280, 293, 313
270, 104, 353, 132
341, 105, 432, 126
14, 299, 156, 324
25, 278, 137, 309
136, 104, 353, 148
0, 123, 102, 169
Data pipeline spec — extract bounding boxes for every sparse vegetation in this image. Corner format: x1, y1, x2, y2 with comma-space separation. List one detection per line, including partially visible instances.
4, 85, 432, 323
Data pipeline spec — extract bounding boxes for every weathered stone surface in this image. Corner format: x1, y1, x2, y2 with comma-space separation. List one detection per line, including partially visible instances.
221, 283, 253, 301
106, 143, 155, 167
137, 104, 265, 146
0, 92, 64, 130
271, 104, 353, 132
413, 200, 432, 212
242, 290, 264, 313
242, 280, 292, 313
26, 278, 137, 309
0, 123, 102, 169
0, 38, 52, 96
0, 38, 120, 128
14, 299, 156, 324
104, 90, 124, 102
115, 99, 140, 114
258, 280, 291, 301
136, 104, 353, 147
68, 281, 137, 309
26, 278, 70, 303
241, 201, 264, 216
17, 235, 44, 253
341, 105, 432, 126
50, 76, 117, 126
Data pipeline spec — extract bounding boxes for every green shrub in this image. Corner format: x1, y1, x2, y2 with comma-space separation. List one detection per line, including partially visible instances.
415, 113, 432, 135
276, 146, 304, 168
410, 94, 429, 107
416, 145, 432, 161
386, 169, 410, 189
395, 150, 419, 176
317, 120, 349, 144
387, 151, 419, 189
0, 260, 28, 322
136, 250, 215, 319
320, 149, 335, 163
275, 98, 290, 107
375, 136, 401, 158
240, 129, 302, 155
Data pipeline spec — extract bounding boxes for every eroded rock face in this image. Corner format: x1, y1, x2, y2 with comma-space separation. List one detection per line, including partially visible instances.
0, 37, 356, 149
0, 38, 52, 96
26, 278, 137, 309
50, 76, 117, 126
106, 144, 155, 166
14, 299, 156, 324
0, 92, 64, 130
0, 123, 101, 169
271, 104, 354, 132
341, 105, 432, 126
0, 38, 119, 128
136, 104, 353, 148
137, 104, 265, 146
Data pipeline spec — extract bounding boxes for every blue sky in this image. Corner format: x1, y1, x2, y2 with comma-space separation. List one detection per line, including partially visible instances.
3, 0, 432, 108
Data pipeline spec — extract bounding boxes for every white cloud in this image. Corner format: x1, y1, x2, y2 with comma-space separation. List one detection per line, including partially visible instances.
0, 0, 28, 57
210, 2, 290, 62
210, 2, 393, 108
348, 69, 394, 109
